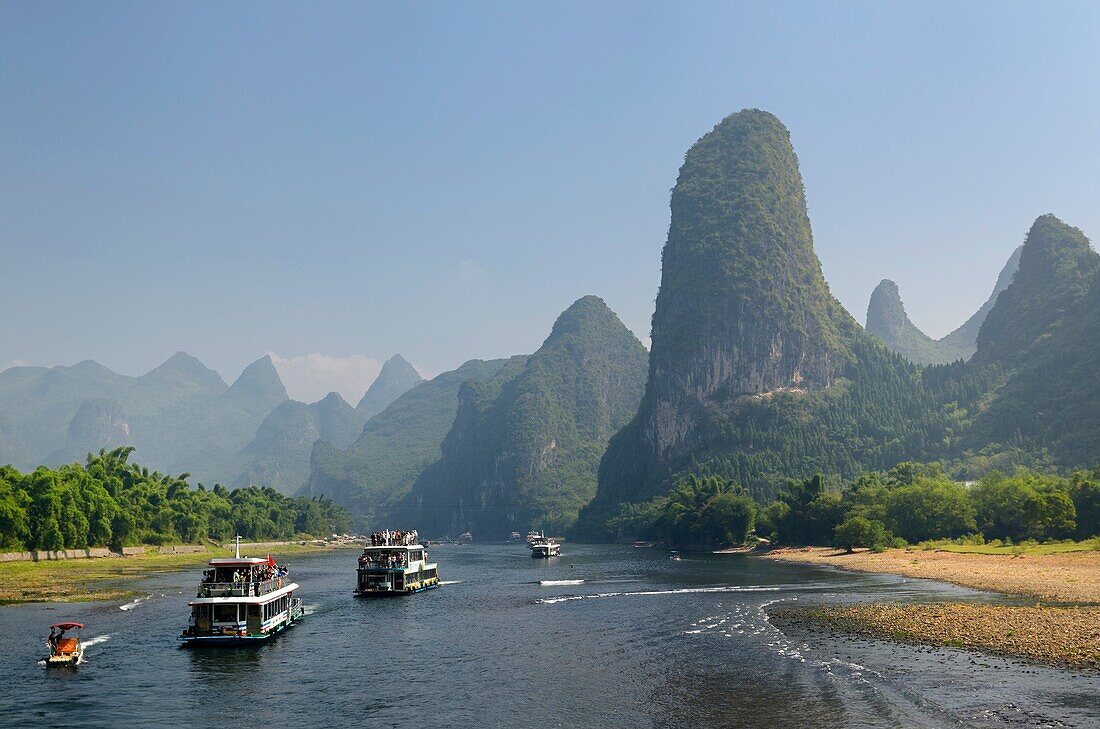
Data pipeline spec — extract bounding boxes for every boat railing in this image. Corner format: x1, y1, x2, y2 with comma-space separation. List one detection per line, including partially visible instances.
197, 578, 287, 598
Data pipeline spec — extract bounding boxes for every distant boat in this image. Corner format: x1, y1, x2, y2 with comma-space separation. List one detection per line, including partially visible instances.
44, 622, 84, 668
508, 531, 523, 542
669, 551, 682, 561
632, 541, 655, 548
457, 532, 473, 544
530, 536, 561, 558
525, 530, 543, 546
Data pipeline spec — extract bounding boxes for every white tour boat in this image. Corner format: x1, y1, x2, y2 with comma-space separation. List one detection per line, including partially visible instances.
179, 537, 303, 646
355, 529, 440, 597
530, 535, 561, 558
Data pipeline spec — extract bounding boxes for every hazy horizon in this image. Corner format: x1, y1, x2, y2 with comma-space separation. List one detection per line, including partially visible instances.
4, 2, 1099, 401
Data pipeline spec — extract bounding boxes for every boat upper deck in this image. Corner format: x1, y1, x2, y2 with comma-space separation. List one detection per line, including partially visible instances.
197, 556, 291, 598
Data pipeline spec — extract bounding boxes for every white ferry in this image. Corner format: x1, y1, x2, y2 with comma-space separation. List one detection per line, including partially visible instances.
530, 535, 561, 558
355, 529, 440, 597
179, 538, 303, 646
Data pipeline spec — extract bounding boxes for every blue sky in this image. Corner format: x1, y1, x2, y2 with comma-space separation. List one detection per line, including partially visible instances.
2, 2, 1098, 402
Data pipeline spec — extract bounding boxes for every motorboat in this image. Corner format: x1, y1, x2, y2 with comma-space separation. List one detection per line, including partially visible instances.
45, 622, 84, 668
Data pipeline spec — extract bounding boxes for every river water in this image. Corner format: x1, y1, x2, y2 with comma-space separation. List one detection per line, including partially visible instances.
0, 544, 1096, 728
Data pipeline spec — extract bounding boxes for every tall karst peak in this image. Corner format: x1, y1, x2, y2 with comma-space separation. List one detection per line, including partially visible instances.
228, 355, 289, 413
650, 108, 852, 407
865, 279, 941, 365
975, 214, 1099, 366
356, 354, 424, 419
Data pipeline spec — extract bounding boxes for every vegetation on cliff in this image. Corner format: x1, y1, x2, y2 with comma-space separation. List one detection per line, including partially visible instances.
398, 296, 649, 537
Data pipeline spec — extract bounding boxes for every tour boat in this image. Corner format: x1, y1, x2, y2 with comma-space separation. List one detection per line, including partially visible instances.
525, 530, 543, 546
179, 537, 303, 646
509, 531, 523, 542
530, 536, 561, 558
44, 622, 84, 668
355, 529, 440, 597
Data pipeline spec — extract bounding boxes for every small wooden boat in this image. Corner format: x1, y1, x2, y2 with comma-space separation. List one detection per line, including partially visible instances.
45, 622, 84, 668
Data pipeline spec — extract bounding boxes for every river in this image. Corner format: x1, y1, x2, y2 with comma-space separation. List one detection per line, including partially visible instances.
0, 544, 1096, 727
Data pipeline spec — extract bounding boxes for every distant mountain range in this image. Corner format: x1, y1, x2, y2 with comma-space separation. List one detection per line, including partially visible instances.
0, 351, 421, 494
865, 246, 1022, 365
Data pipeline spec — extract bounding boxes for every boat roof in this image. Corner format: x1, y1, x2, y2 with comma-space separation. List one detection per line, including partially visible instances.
208, 557, 274, 566
50, 622, 84, 630
363, 543, 423, 551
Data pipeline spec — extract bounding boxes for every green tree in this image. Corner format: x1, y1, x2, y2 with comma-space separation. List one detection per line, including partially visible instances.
834, 516, 891, 553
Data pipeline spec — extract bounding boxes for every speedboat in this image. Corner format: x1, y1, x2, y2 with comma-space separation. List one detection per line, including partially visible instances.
44, 622, 84, 668
669, 551, 682, 561
530, 536, 561, 558
356, 529, 440, 597
179, 537, 303, 646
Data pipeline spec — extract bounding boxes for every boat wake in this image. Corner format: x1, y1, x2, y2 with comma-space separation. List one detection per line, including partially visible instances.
439, 580, 463, 585
303, 604, 320, 615
537, 585, 782, 604
83, 635, 111, 648
119, 595, 150, 611
539, 579, 585, 586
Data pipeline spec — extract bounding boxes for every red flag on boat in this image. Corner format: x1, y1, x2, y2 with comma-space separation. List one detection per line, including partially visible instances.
266, 555, 276, 566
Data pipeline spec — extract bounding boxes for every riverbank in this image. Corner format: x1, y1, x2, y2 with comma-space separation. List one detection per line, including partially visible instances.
0, 541, 361, 604
761, 545, 1100, 602
761, 546, 1100, 670
771, 604, 1100, 670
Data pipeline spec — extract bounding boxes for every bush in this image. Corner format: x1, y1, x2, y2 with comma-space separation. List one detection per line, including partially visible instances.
834, 516, 891, 553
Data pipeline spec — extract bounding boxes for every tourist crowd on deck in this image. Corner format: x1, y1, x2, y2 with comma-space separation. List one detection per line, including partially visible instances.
369, 529, 418, 546
199, 562, 289, 596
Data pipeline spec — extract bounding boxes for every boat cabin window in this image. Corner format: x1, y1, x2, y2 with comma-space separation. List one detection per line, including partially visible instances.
247, 604, 260, 618
213, 604, 238, 623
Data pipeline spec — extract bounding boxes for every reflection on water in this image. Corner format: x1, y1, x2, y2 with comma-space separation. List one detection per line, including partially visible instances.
0, 545, 1096, 728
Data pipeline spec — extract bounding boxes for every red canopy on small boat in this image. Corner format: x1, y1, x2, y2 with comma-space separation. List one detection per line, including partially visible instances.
49, 622, 84, 630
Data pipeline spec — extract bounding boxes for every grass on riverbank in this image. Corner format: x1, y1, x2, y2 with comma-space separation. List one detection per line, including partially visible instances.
914, 537, 1100, 556
0, 542, 360, 605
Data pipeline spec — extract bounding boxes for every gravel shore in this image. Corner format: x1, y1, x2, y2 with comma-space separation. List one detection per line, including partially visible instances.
772, 604, 1100, 670
761, 547, 1100, 670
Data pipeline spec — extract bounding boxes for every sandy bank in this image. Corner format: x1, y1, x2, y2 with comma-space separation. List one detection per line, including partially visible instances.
762, 546, 1100, 603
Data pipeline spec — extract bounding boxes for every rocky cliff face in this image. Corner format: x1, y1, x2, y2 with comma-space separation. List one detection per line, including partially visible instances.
356, 354, 423, 419
397, 296, 649, 538
48, 398, 131, 464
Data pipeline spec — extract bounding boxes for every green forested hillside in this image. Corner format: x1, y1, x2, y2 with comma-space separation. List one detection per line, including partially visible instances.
0, 447, 350, 551
302, 358, 512, 524
397, 296, 649, 538
578, 111, 1094, 540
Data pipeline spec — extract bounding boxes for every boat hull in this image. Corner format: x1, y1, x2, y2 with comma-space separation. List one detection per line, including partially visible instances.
354, 582, 440, 598
179, 609, 302, 647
